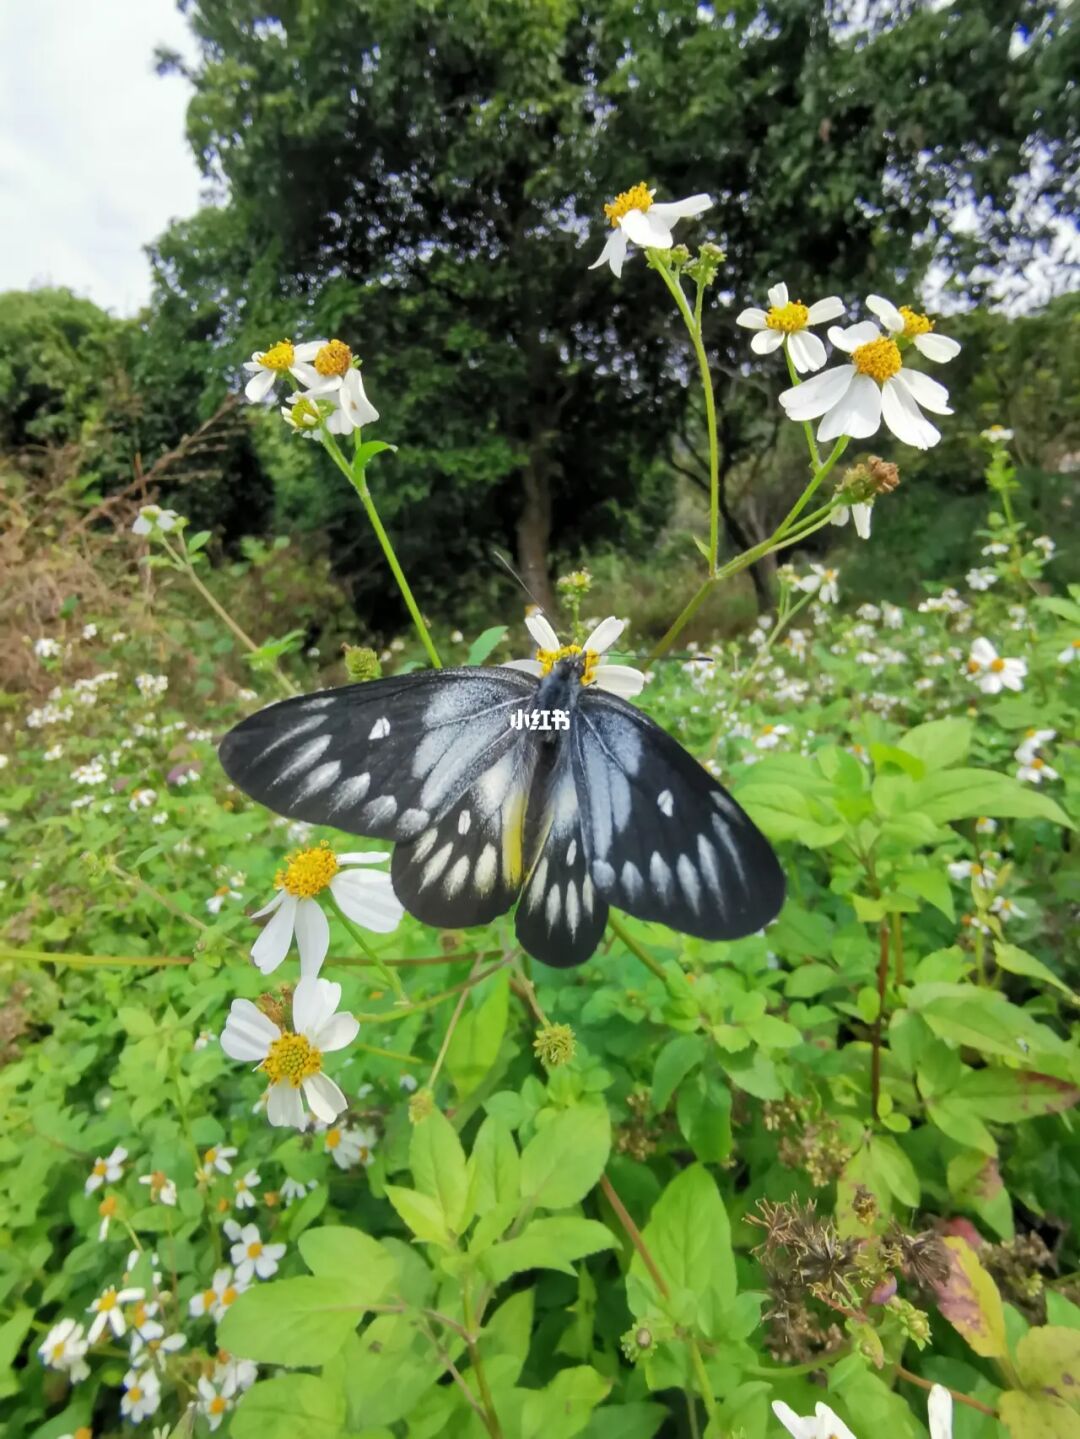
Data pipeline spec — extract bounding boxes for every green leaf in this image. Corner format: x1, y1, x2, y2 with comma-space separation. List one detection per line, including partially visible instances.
870, 742, 926, 780
895, 867, 955, 920
521, 1366, 611, 1439
447, 969, 509, 1098
932, 1236, 1008, 1358
298, 1226, 398, 1301
630, 1163, 735, 1334
1016, 1326, 1080, 1407
953, 1068, 1080, 1122
232, 1374, 345, 1439
676, 1073, 733, 1163
911, 768, 1073, 829
186, 529, 212, 556
467, 1115, 520, 1215
519, 1105, 610, 1209
996, 943, 1079, 1003
384, 1186, 453, 1248
651, 1034, 706, 1110
482, 1217, 616, 1284
218, 1277, 365, 1365
466, 625, 508, 665
1000, 1391, 1080, 1439
410, 1108, 471, 1231
478, 1289, 534, 1385
898, 718, 973, 771
353, 439, 396, 471
869, 1136, 920, 1208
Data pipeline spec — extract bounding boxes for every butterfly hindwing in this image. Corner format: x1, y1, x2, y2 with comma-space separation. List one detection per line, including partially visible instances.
218, 668, 538, 844
514, 742, 609, 967
573, 689, 785, 940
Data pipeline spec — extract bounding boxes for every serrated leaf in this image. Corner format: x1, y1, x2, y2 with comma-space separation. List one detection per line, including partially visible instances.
519, 1105, 610, 1209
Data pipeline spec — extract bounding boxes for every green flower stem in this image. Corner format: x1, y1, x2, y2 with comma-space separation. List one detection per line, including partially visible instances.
688, 1339, 718, 1424
775, 435, 849, 535
354, 958, 512, 1025
649, 251, 721, 573
606, 915, 668, 983
320, 432, 443, 670
3, 947, 192, 968
784, 345, 822, 470
427, 957, 482, 1090
330, 896, 406, 1002
463, 1278, 504, 1439
352, 1039, 423, 1065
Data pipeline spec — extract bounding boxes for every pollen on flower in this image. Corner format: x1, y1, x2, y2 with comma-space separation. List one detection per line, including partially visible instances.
899, 306, 933, 336
765, 300, 810, 333
989, 658, 1006, 673
261, 1031, 323, 1088
325, 1127, 341, 1149
246, 1241, 263, 1259
536, 643, 581, 674
257, 340, 296, 371
852, 337, 902, 383
99, 1195, 118, 1218
276, 842, 339, 898
314, 339, 352, 376
603, 182, 652, 226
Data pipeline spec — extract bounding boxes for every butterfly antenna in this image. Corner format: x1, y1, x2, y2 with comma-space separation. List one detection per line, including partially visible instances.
488, 546, 550, 617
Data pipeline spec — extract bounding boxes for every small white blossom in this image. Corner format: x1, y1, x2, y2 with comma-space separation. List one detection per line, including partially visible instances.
980, 425, 1013, 443
991, 896, 1026, 922
772, 1398, 858, 1439
797, 565, 840, 604
1017, 757, 1059, 784
505, 613, 647, 698
1058, 639, 1080, 664
198, 1373, 238, 1431
1032, 535, 1055, 557
138, 1171, 177, 1206
866, 294, 962, 363
736, 282, 845, 373
323, 1123, 377, 1170
38, 1318, 91, 1381
233, 1169, 261, 1209
981, 541, 1009, 556
132, 505, 181, 537
224, 1220, 287, 1283
243, 340, 326, 402
964, 638, 1026, 694
589, 183, 712, 277
966, 568, 998, 591
188, 1266, 247, 1322
975, 816, 998, 835
200, 1145, 238, 1176
947, 860, 997, 890
33, 636, 61, 658
134, 673, 169, 700
830, 502, 873, 539
85, 1145, 127, 1194
87, 1284, 145, 1342
753, 724, 792, 751
280, 1176, 318, 1206
1015, 728, 1056, 765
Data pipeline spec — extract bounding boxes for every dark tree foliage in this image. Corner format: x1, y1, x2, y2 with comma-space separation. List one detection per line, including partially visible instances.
146, 0, 1076, 623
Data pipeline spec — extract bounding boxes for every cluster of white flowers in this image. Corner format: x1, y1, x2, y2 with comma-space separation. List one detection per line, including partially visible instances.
32, 636, 62, 659
132, 505, 183, 537
135, 673, 169, 700
243, 336, 379, 438
773, 1383, 953, 1439
1015, 728, 1059, 784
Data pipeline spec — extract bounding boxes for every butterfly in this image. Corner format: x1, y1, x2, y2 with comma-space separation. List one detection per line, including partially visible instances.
218, 614, 785, 967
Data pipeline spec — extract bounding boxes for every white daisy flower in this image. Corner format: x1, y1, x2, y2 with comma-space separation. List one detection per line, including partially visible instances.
121, 1366, 161, 1423
736, 283, 844, 372
929, 1384, 953, 1439
797, 565, 840, 604
198, 1373, 237, 1431
279, 1176, 318, 1206
981, 541, 1009, 556
865, 294, 961, 364
33, 636, 61, 658
830, 501, 873, 539
399, 1072, 419, 1093
323, 1123, 377, 1170
243, 339, 326, 403
1017, 757, 1059, 784
504, 613, 646, 698
1032, 535, 1056, 558
87, 1284, 145, 1342
224, 1220, 287, 1283
1058, 639, 1080, 664
947, 860, 996, 889
780, 319, 952, 449
221, 976, 359, 1128
131, 505, 181, 537
215, 1352, 259, 1392
754, 724, 792, 750
38, 1318, 90, 1380
991, 896, 1026, 921
966, 568, 998, 591
324, 367, 379, 433
85, 1145, 127, 1194
772, 1398, 858, 1439
882, 603, 903, 630
980, 425, 1013, 443
964, 638, 1026, 694
188, 1266, 246, 1322
200, 1145, 238, 1177
233, 1169, 261, 1209
589, 182, 711, 278
131, 1327, 186, 1369
975, 816, 998, 835
249, 843, 403, 978
1015, 728, 1056, 765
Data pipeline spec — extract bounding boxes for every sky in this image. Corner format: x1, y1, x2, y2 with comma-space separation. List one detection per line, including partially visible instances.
0, 1, 204, 316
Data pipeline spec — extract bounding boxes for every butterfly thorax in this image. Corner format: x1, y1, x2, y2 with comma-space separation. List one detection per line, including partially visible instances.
530, 658, 584, 739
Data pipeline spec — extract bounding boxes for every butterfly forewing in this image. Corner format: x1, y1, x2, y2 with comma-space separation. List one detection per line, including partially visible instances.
514, 741, 609, 967
218, 668, 537, 843
572, 689, 785, 940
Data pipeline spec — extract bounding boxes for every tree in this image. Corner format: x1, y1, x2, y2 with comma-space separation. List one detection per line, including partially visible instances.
148, 0, 1075, 625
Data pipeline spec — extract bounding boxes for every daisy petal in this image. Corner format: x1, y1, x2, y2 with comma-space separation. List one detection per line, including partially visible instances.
589, 230, 627, 276
330, 869, 405, 931
313, 1011, 360, 1053
303, 1073, 347, 1123
828, 320, 880, 352
914, 332, 961, 363
818, 372, 881, 441
806, 295, 845, 324
649, 193, 712, 222
293, 976, 341, 1038
525, 613, 560, 651
767, 282, 789, 308
583, 616, 625, 654
500, 659, 544, 676
251, 894, 298, 973
337, 852, 392, 865
866, 294, 905, 333
928, 1384, 953, 1439
736, 307, 767, 330
770, 1401, 817, 1439
267, 1083, 306, 1128
250, 889, 286, 921
294, 898, 330, 978
619, 208, 673, 249
293, 340, 326, 361
786, 329, 827, 373
779, 364, 855, 421
594, 663, 646, 697
882, 375, 940, 449
750, 329, 785, 355
221, 1001, 279, 1061
898, 367, 952, 416
244, 369, 277, 403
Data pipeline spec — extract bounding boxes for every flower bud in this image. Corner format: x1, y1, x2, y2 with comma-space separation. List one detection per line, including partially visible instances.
343, 645, 382, 682
533, 1022, 576, 1068
408, 1088, 435, 1124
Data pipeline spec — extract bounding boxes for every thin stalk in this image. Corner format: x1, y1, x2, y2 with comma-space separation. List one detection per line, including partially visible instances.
650, 252, 721, 571
2, 948, 192, 968
427, 958, 482, 1090
321, 434, 443, 669
606, 916, 668, 983
871, 921, 889, 1121
776, 436, 848, 535
895, 1366, 997, 1418
688, 1339, 718, 1424
354, 958, 511, 1025
463, 1280, 504, 1439
731, 587, 815, 702
891, 911, 905, 986
352, 1040, 423, 1065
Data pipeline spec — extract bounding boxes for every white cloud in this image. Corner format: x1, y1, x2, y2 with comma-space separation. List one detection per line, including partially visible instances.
0, 0, 204, 316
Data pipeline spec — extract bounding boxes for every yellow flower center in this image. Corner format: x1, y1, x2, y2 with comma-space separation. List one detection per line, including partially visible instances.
989, 658, 1005, 673
129, 1385, 143, 1403
966, 659, 981, 673
765, 301, 809, 333
222, 1285, 238, 1305
131, 1301, 147, 1325
246, 1241, 263, 1259
75, 1429, 92, 1439
604, 182, 652, 227
99, 1195, 117, 1217
201, 1287, 216, 1309
852, 337, 902, 383
761, 725, 775, 735
97, 1288, 117, 1311
288, 395, 322, 429
205, 1148, 217, 1163
262, 1031, 323, 1087
210, 1397, 228, 1416
536, 644, 600, 685
52, 1341, 66, 1360
276, 842, 339, 898
1031, 758, 1045, 770
314, 339, 352, 376
899, 305, 933, 336
92, 1159, 107, 1176
258, 339, 295, 371
325, 1127, 341, 1149
1071, 639, 1080, 650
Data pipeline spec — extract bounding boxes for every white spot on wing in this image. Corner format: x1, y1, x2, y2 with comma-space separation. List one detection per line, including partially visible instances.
260, 714, 325, 757
421, 841, 454, 888
621, 861, 642, 900
476, 752, 516, 815
412, 827, 439, 862
527, 858, 549, 911
649, 851, 672, 901
712, 814, 748, 889
609, 769, 632, 832
458, 810, 472, 836
444, 855, 471, 897
369, 716, 390, 740
566, 839, 577, 867
582, 875, 595, 916
697, 834, 723, 900
475, 844, 498, 894
364, 795, 398, 826
294, 760, 341, 798
545, 883, 561, 931
657, 789, 674, 817
397, 807, 429, 838
677, 854, 701, 912
301, 695, 335, 709
592, 859, 615, 891
327, 772, 370, 812
565, 880, 579, 937
271, 734, 332, 784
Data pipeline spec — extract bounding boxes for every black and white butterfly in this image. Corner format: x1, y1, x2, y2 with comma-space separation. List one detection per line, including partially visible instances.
218, 614, 785, 968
